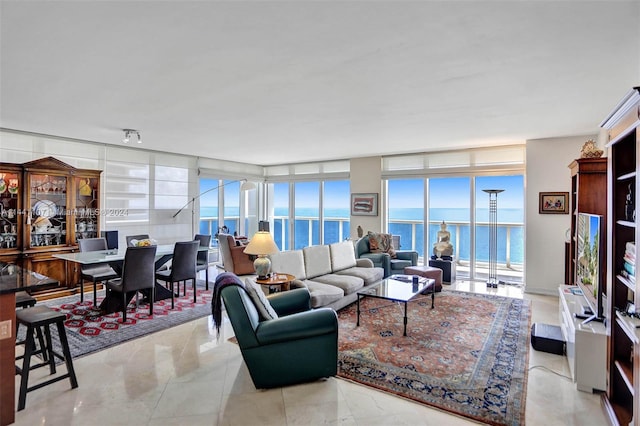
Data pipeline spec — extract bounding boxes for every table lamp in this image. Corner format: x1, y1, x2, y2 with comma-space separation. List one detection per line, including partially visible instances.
243, 231, 280, 279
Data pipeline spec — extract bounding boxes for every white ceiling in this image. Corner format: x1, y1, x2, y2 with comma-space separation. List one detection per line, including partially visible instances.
1, 1, 639, 166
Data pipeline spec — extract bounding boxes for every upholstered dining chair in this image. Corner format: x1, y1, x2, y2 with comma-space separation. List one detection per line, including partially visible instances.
194, 234, 212, 290
105, 245, 157, 322
126, 234, 150, 247
78, 237, 119, 306
155, 240, 199, 308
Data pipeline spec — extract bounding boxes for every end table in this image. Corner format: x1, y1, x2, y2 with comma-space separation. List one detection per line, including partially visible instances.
255, 273, 296, 293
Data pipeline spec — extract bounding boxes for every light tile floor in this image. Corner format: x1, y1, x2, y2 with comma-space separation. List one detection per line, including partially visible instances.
13, 273, 608, 425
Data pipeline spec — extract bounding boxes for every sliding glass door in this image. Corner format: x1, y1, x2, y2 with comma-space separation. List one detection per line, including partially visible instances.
387, 179, 424, 256
428, 177, 471, 279
475, 175, 524, 284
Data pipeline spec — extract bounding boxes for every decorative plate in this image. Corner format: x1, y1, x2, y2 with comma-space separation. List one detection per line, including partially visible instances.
33, 200, 57, 218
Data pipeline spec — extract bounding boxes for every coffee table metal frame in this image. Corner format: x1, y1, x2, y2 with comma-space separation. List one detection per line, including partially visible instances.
356, 275, 435, 336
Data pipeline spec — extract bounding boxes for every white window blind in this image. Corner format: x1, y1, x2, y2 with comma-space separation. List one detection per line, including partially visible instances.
383, 145, 525, 177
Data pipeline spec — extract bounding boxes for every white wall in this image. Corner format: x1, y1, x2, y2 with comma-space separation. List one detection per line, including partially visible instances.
349, 156, 383, 239
525, 135, 596, 295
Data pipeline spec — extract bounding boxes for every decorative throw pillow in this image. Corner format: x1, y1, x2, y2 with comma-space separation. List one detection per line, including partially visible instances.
368, 232, 397, 258
244, 278, 279, 321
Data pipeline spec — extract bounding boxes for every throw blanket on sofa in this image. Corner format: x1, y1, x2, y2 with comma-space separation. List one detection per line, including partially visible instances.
212, 272, 245, 336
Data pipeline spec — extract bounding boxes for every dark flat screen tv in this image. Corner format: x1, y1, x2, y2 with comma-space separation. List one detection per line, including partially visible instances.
576, 213, 605, 323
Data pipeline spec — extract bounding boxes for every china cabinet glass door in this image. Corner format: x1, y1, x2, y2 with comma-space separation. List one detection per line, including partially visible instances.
29, 173, 68, 247
0, 170, 20, 250
75, 176, 99, 241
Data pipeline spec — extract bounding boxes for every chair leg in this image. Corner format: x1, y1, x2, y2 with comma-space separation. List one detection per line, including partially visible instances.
122, 292, 127, 322
149, 286, 154, 316
192, 278, 197, 303
80, 279, 84, 303
17, 325, 35, 411
205, 268, 209, 291
56, 320, 78, 389
43, 325, 57, 375
170, 282, 175, 309
93, 279, 98, 307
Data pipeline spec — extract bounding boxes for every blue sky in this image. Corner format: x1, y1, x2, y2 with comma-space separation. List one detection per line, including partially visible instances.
389, 176, 524, 209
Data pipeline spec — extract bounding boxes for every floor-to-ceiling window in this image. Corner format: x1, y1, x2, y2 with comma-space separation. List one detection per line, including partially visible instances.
294, 182, 320, 249
273, 182, 290, 251
198, 178, 257, 240
383, 146, 525, 283
323, 180, 350, 244
475, 175, 524, 284
428, 177, 471, 277
388, 178, 424, 256
198, 178, 219, 237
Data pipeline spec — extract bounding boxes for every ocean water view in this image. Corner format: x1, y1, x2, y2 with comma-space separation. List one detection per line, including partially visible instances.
200, 207, 524, 265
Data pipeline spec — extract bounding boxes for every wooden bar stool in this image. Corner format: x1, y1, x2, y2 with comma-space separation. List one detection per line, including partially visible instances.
14, 291, 47, 363
14, 305, 78, 411
15, 291, 36, 309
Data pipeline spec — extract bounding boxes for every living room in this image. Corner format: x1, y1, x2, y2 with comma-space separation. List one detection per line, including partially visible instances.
2, 1, 640, 425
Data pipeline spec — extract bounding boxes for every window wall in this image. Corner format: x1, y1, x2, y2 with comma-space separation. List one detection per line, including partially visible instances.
386, 173, 524, 283
272, 182, 290, 251
269, 179, 350, 250
294, 182, 320, 249
428, 177, 471, 274
475, 175, 524, 283
387, 179, 424, 254
198, 178, 257, 244
323, 180, 351, 244
198, 178, 219, 237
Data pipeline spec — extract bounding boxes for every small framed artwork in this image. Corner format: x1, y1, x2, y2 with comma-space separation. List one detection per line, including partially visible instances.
351, 193, 378, 216
539, 192, 569, 214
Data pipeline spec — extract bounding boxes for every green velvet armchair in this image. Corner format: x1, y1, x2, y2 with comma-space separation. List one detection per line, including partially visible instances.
355, 236, 418, 278
220, 285, 338, 389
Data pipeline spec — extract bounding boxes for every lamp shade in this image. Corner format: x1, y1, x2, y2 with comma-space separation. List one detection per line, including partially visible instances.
243, 231, 280, 256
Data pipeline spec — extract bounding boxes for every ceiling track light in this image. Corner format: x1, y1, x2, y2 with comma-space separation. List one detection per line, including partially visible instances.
122, 129, 142, 144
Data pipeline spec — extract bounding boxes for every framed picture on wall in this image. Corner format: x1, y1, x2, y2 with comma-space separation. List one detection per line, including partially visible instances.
351, 193, 378, 216
539, 192, 569, 214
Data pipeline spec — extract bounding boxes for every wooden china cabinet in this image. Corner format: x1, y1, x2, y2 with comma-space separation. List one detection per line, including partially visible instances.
0, 163, 23, 265
0, 157, 102, 294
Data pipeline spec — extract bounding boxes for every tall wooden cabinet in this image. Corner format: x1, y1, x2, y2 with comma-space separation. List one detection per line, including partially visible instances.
0, 163, 23, 265
0, 157, 102, 293
569, 158, 608, 287
602, 87, 640, 426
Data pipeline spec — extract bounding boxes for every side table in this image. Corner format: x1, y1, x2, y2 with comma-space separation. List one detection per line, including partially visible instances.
428, 257, 456, 283
255, 273, 296, 294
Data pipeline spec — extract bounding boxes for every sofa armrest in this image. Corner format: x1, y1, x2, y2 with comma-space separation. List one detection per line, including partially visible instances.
255, 308, 338, 345
395, 250, 418, 265
267, 288, 311, 316
359, 252, 389, 263
356, 258, 374, 268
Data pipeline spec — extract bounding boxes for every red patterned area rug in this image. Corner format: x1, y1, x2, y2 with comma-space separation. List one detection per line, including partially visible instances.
337, 290, 531, 426
22, 281, 212, 360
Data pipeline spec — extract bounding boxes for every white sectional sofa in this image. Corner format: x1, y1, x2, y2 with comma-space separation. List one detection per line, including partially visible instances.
268, 240, 384, 311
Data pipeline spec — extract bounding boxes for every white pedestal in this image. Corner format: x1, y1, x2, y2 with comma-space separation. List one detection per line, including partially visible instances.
558, 285, 607, 392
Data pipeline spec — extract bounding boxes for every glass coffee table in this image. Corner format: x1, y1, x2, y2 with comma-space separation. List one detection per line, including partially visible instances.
356, 275, 436, 336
